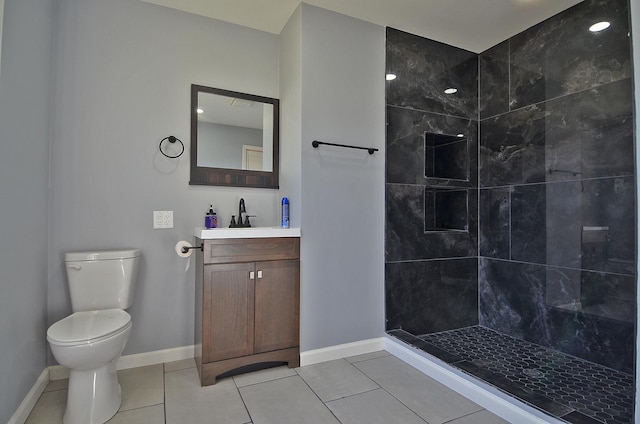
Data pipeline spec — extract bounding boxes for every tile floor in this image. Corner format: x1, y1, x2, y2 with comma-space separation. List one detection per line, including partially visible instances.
26, 350, 510, 424
389, 327, 635, 424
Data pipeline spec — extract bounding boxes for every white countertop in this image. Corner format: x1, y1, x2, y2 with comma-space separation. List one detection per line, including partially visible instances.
195, 226, 301, 239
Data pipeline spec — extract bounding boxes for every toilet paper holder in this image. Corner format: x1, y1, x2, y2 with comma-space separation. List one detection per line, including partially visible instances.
181, 243, 203, 254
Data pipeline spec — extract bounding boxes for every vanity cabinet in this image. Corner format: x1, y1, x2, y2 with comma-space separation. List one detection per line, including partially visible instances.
194, 236, 300, 386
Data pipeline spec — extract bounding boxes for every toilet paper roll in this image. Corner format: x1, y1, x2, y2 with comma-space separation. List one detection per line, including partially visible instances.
175, 240, 193, 258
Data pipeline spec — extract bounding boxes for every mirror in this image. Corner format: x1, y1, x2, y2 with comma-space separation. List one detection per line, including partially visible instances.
190, 85, 279, 188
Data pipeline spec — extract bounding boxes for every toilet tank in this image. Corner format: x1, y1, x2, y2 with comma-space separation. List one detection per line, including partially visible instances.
65, 249, 141, 312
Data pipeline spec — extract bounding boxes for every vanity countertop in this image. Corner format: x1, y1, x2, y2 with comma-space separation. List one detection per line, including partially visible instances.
195, 226, 301, 239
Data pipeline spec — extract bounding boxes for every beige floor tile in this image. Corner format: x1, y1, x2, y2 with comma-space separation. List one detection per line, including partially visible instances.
297, 359, 379, 402
43, 378, 68, 392
233, 365, 297, 387
354, 355, 483, 424
447, 409, 511, 424
118, 364, 164, 411
326, 388, 427, 424
164, 357, 195, 373
345, 350, 390, 363
106, 404, 165, 424
25, 389, 66, 424
165, 367, 250, 424
239, 375, 340, 424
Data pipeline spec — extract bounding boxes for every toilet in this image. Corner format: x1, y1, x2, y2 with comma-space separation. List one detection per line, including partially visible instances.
47, 249, 141, 424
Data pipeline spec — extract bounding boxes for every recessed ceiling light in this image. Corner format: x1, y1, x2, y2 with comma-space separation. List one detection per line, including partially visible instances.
196, 108, 204, 114
457, 134, 464, 138
589, 21, 610, 32
444, 88, 458, 94
386, 73, 397, 81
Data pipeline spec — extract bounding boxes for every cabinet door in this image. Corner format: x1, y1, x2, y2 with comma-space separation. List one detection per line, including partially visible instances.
204, 262, 255, 362
254, 260, 300, 353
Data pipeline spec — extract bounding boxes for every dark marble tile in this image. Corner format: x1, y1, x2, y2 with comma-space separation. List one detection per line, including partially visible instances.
544, 79, 634, 182
385, 259, 478, 334
479, 40, 510, 119
480, 102, 547, 187
508, 177, 635, 272
510, 184, 547, 264
480, 79, 634, 188
479, 187, 511, 259
479, 258, 552, 344
509, 0, 631, 109
386, 106, 478, 187
386, 184, 478, 260
386, 27, 478, 118
479, 258, 636, 373
548, 306, 635, 374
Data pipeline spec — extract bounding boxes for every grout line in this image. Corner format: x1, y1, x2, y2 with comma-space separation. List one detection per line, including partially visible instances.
162, 362, 167, 424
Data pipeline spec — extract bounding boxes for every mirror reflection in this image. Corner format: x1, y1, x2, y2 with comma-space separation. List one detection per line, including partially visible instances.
196, 92, 274, 172
190, 85, 279, 189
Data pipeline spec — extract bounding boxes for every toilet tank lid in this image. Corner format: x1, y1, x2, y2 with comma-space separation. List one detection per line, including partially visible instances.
65, 249, 141, 262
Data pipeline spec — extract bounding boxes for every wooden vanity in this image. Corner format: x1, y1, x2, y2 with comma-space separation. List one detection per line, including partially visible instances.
194, 228, 300, 386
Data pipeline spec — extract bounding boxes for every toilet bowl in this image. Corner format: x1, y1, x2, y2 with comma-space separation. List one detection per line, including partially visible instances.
47, 249, 140, 424
48, 309, 132, 424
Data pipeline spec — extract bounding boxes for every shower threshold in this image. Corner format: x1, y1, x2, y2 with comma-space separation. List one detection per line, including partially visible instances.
387, 326, 634, 424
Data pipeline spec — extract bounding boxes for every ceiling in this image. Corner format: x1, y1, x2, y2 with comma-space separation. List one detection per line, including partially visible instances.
139, 0, 583, 52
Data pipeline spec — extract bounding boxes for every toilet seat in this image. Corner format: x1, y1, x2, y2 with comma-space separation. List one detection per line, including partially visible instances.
47, 309, 131, 346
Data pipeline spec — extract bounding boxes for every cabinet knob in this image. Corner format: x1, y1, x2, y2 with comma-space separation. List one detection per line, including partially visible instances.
249, 271, 255, 280
257, 270, 263, 279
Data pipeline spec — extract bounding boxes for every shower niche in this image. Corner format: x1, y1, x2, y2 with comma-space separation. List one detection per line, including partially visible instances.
424, 132, 470, 232
424, 188, 468, 232
425, 132, 469, 181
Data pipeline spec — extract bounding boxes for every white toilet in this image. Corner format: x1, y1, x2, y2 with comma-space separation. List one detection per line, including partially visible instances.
47, 249, 141, 424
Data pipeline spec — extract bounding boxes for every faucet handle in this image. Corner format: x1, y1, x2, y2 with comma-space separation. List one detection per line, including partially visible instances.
230, 215, 237, 228
244, 215, 256, 227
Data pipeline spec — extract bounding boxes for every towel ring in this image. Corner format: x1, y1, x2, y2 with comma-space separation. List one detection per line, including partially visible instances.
159, 136, 184, 159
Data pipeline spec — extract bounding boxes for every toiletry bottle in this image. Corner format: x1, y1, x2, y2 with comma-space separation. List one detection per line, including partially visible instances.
205, 205, 217, 229
281, 197, 290, 228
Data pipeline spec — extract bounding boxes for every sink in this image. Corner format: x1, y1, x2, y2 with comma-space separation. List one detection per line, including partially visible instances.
195, 226, 300, 239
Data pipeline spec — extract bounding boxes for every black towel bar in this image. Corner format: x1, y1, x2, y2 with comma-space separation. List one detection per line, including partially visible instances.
312, 140, 378, 155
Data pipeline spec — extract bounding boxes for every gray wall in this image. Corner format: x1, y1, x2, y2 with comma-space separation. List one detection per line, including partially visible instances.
0, 0, 55, 421
197, 121, 262, 169
48, 0, 281, 358
293, 5, 386, 351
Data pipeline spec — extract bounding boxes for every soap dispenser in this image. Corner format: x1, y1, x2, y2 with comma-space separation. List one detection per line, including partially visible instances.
204, 205, 217, 229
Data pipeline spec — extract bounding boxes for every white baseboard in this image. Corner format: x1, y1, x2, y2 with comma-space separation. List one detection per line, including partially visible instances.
384, 336, 564, 424
300, 337, 385, 366
7, 368, 49, 424
49, 344, 194, 381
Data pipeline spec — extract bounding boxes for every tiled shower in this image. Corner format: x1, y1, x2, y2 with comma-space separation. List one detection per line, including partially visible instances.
384, 0, 635, 422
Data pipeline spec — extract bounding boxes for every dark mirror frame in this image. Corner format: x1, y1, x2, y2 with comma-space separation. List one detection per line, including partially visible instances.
189, 84, 280, 189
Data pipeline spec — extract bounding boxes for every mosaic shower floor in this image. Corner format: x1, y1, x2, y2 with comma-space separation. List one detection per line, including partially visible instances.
387, 326, 634, 424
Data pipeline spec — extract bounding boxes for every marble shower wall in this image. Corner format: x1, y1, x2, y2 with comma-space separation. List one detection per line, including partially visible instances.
385, 0, 635, 374
385, 28, 479, 334
478, 0, 635, 373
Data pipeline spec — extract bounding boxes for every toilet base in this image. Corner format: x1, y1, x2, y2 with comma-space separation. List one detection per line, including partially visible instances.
63, 357, 121, 424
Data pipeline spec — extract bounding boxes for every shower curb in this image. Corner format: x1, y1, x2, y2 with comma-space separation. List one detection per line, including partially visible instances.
384, 335, 565, 424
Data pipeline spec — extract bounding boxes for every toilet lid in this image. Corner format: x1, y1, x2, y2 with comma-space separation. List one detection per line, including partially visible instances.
47, 309, 131, 345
